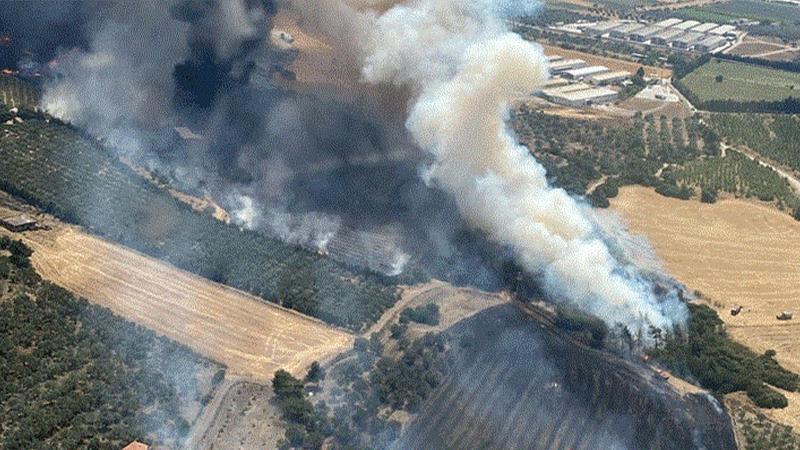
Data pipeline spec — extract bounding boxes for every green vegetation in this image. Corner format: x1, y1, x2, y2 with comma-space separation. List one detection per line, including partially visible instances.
650, 304, 800, 409
399, 302, 440, 326
0, 238, 221, 449
554, 305, 609, 349
730, 396, 800, 450
666, 151, 800, 212
0, 109, 399, 331
680, 59, 800, 103
277, 329, 446, 449
711, 114, 800, 173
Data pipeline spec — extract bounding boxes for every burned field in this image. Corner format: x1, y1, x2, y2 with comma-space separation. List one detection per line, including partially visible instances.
400, 304, 737, 450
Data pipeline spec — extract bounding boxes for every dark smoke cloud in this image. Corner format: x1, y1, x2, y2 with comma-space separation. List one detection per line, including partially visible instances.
4, 0, 513, 287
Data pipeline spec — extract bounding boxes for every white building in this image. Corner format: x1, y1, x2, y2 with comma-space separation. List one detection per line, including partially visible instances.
654, 18, 685, 28
672, 32, 706, 49
610, 22, 646, 39
709, 24, 737, 36
673, 20, 701, 30
548, 87, 620, 107
562, 66, 609, 80
689, 22, 720, 33
549, 59, 587, 73
630, 25, 664, 42
694, 36, 729, 53
588, 70, 631, 85
650, 27, 685, 46
585, 21, 624, 37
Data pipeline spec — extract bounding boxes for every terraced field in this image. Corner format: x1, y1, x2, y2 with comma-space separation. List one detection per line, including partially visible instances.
400, 305, 736, 450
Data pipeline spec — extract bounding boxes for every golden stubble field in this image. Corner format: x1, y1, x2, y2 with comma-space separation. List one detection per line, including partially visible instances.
0, 213, 353, 381
611, 186, 800, 429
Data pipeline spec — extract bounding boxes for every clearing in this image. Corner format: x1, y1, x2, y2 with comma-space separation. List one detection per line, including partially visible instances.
0, 203, 353, 381
611, 186, 800, 429
681, 58, 800, 103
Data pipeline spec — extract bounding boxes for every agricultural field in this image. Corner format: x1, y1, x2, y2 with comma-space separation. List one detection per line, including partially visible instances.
0, 237, 224, 449
666, 151, 800, 212
710, 113, 800, 173
0, 206, 353, 381
670, 0, 800, 24
611, 186, 800, 429
680, 59, 800, 103
0, 111, 400, 331
399, 304, 735, 449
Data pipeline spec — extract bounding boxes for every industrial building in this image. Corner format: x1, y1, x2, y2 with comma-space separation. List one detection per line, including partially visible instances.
694, 35, 728, 53
585, 21, 623, 37
672, 32, 706, 49
547, 55, 564, 63
673, 20, 701, 30
562, 65, 609, 80
549, 58, 587, 73
588, 70, 630, 85
654, 18, 684, 28
689, 22, 720, 33
650, 27, 684, 46
541, 83, 593, 99
610, 22, 645, 39
0, 214, 37, 232
629, 25, 664, 42
709, 24, 737, 36
547, 87, 619, 107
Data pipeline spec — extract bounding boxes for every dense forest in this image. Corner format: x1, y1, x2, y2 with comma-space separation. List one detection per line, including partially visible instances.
0, 237, 224, 449
0, 108, 400, 331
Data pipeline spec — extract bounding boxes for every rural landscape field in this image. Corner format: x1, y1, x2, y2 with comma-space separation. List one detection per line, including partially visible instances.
3, 0, 800, 449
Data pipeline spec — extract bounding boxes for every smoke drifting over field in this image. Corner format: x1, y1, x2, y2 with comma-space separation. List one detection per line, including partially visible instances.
294, 0, 687, 334
6, 0, 687, 335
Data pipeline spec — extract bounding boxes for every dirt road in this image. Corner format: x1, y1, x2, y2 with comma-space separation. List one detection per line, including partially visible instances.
0, 205, 353, 381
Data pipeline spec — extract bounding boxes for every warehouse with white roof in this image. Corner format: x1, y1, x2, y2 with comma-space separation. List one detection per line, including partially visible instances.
549, 59, 587, 73
610, 22, 645, 39
588, 70, 630, 85
548, 87, 620, 107
630, 25, 664, 42
654, 18, 684, 28
562, 66, 609, 80
672, 32, 706, 49
689, 22, 720, 33
650, 27, 685, 45
673, 20, 701, 30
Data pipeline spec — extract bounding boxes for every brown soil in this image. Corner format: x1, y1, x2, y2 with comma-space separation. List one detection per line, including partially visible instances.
611, 186, 800, 429
0, 204, 353, 382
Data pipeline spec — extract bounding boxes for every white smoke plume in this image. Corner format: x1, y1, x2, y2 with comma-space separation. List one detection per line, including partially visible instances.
298, 0, 687, 335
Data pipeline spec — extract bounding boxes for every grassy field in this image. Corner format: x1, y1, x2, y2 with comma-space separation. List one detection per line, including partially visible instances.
681, 59, 800, 103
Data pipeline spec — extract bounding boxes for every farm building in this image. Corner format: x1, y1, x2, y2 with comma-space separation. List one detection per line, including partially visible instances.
588, 70, 631, 85
562, 66, 609, 80
689, 22, 720, 33
0, 214, 37, 232
584, 21, 623, 37
694, 36, 728, 53
673, 20, 701, 30
541, 83, 593, 99
546, 55, 564, 63
672, 32, 706, 49
549, 58, 587, 73
541, 77, 571, 89
709, 24, 737, 36
630, 25, 664, 42
547, 87, 619, 107
654, 18, 684, 28
650, 28, 685, 46
610, 22, 646, 39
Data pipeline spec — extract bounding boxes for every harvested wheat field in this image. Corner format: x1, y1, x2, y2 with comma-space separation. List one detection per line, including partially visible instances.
610, 186, 800, 428
0, 218, 353, 381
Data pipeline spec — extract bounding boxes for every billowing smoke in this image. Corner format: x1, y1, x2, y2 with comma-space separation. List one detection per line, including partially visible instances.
294, 0, 687, 334
9, 0, 688, 335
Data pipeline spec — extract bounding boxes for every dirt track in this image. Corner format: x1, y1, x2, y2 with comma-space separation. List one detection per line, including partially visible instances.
0, 208, 353, 381
611, 186, 800, 429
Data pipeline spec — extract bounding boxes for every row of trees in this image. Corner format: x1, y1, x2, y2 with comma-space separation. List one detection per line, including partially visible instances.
1, 239, 222, 449
0, 113, 401, 331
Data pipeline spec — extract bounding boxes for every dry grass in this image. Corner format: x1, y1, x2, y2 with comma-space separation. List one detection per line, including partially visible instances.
611, 186, 800, 429
0, 209, 353, 381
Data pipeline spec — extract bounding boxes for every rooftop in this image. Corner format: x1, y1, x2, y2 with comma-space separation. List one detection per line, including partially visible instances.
673, 32, 706, 44
654, 18, 684, 28
631, 25, 665, 37
558, 87, 619, 101
673, 20, 701, 30
690, 22, 720, 33
652, 27, 685, 40
588, 70, 631, 81
611, 22, 646, 34
563, 66, 609, 77
0, 215, 36, 227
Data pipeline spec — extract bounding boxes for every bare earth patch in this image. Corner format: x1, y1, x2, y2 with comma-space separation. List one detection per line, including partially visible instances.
611, 186, 800, 430
0, 205, 353, 382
